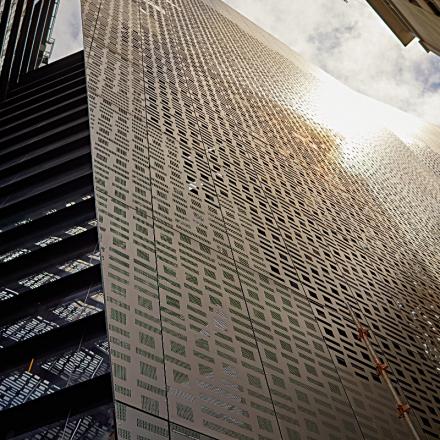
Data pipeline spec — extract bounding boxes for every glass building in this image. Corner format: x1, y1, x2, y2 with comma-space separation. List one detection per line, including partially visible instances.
0, 0, 439, 439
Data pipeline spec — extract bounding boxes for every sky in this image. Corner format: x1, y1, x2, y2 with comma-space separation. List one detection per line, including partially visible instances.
51, 0, 440, 125
50, 0, 83, 62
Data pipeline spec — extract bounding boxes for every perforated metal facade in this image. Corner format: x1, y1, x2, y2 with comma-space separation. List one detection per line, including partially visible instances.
81, 0, 440, 439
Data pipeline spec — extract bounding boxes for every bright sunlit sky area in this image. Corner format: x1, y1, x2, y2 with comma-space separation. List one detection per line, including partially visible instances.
51, 0, 440, 126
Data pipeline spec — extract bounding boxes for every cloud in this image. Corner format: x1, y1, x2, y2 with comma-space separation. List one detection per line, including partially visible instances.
50, 0, 83, 62
49, 0, 439, 125
223, 0, 440, 125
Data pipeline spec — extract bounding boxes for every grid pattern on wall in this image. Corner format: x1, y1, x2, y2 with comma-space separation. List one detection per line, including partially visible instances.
81, 0, 440, 438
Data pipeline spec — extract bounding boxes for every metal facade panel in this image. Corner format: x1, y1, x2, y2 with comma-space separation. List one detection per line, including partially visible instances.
81, 0, 440, 438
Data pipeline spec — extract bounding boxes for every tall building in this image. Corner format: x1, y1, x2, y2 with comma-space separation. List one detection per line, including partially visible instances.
0, 51, 115, 438
0, 0, 60, 95
1, 0, 439, 439
366, 0, 440, 55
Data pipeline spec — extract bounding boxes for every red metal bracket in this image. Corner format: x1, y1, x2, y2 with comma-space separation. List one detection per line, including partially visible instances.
397, 403, 411, 418
357, 326, 369, 341
375, 361, 388, 377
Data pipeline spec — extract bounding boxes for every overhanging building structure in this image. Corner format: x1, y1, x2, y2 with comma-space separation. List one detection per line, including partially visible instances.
0, 0, 439, 439
366, 0, 440, 55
